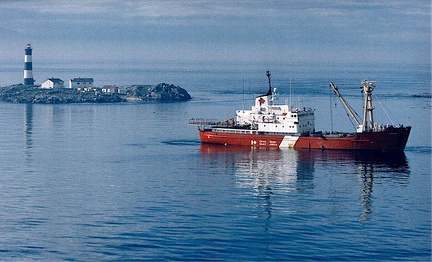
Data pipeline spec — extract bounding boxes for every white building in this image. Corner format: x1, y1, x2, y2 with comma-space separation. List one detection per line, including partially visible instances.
40, 78, 64, 89
101, 85, 119, 93
69, 78, 94, 89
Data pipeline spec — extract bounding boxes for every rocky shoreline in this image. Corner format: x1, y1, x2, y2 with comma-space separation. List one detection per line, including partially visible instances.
0, 83, 192, 104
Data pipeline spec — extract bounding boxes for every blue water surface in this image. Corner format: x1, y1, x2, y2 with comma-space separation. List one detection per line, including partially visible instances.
0, 62, 430, 260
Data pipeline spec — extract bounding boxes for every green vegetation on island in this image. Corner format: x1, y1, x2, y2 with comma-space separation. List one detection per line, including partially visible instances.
0, 83, 192, 104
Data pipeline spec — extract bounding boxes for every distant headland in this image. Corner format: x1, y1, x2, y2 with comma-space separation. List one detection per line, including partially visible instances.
0, 83, 192, 104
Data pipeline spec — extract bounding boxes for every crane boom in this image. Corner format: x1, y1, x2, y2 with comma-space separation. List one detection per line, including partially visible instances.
329, 82, 362, 127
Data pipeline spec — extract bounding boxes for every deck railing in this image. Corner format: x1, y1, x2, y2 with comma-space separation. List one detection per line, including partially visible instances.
188, 118, 235, 127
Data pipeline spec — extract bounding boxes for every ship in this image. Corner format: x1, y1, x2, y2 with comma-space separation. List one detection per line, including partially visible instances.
189, 71, 411, 151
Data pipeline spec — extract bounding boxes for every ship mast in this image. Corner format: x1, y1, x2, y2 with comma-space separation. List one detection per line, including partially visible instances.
361, 79, 375, 131
265, 70, 272, 96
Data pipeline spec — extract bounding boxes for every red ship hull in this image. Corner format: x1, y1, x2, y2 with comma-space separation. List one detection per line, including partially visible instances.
294, 126, 411, 151
199, 129, 284, 147
199, 126, 411, 151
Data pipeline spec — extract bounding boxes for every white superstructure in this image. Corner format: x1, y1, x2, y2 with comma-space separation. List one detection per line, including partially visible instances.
235, 71, 315, 135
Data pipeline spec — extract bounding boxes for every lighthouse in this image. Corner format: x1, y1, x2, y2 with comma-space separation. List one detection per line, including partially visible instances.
24, 43, 34, 86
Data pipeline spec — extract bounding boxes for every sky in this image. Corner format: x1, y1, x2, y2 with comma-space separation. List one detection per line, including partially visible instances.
0, 0, 430, 66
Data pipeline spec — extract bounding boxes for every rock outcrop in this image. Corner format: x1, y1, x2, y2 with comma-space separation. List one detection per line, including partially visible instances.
127, 83, 192, 102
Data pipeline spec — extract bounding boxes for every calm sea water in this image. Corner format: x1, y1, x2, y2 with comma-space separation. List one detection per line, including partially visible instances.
0, 61, 430, 260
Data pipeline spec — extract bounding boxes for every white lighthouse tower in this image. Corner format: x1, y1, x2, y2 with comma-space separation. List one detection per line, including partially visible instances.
24, 43, 34, 86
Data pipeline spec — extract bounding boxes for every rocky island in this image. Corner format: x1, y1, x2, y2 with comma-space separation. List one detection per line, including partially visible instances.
0, 83, 192, 104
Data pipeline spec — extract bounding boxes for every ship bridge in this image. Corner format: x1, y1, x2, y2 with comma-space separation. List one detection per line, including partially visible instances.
236, 90, 315, 135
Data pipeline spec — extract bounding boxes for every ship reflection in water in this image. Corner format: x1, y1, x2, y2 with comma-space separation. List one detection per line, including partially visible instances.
199, 144, 410, 221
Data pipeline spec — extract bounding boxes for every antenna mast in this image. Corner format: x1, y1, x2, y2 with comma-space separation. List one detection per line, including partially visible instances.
289, 78, 293, 110
265, 70, 272, 96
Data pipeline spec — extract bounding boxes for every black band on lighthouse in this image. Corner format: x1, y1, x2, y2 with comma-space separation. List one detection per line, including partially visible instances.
24, 62, 32, 70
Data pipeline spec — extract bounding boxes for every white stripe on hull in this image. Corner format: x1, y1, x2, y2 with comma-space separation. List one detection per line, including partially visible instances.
279, 135, 300, 148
